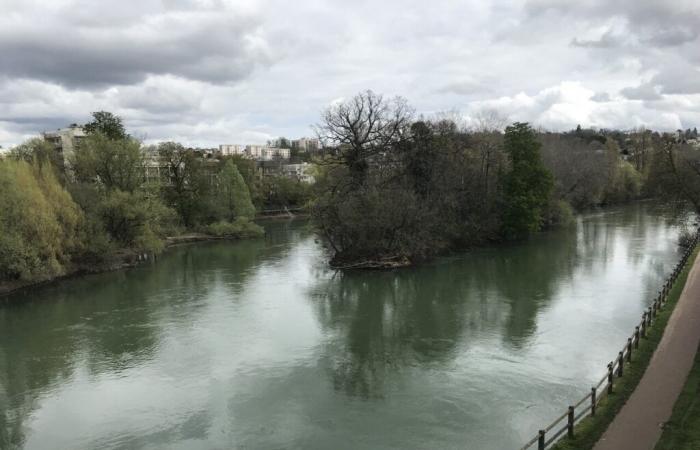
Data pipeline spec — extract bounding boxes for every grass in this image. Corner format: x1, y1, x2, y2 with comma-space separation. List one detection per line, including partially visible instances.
655, 342, 700, 450
550, 247, 699, 450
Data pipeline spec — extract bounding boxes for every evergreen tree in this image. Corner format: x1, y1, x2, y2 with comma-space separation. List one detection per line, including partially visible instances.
220, 160, 256, 220
501, 122, 554, 240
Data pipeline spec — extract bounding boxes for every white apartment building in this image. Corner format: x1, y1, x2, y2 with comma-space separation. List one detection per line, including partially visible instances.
219, 144, 245, 156
43, 125, 87, 164
291, 137, 320, 152
245, 145, 290, 160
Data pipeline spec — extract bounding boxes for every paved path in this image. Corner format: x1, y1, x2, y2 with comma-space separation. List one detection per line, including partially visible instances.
594, 252, 700, 450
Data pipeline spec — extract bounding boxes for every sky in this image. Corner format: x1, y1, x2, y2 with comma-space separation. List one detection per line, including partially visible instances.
0, 0, 699, 148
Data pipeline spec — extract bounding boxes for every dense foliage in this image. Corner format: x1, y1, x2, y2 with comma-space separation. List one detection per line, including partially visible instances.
312, 91, 695, 268
0, 102, 696, 281
0, 159, 81, 281
500, 123, 554, 240
0, 113, 267, 285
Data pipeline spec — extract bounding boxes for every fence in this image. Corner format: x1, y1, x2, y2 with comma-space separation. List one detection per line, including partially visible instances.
520, 230, 700, 450
257, 207, 306, 216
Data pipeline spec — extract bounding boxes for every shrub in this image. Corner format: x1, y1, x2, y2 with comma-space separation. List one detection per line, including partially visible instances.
205, 218, 264, 239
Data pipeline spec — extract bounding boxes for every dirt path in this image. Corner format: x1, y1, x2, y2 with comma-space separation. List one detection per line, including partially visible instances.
594, 252, 700, 450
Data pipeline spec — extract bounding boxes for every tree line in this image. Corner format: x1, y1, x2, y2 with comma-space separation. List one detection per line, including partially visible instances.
2, 97, 698, 281
311, 90, 700, 268
0, 112, 271, 285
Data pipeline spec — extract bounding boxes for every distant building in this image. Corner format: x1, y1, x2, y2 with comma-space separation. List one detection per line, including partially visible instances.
282, 163, 315, 183
291, 137, 320, 152
245, 145, 290, 161
219, 144, 245, 156
42, 125, 86, 165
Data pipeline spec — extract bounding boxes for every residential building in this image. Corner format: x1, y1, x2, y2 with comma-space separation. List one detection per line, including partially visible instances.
42, 125, 86, 165
282, 163, 315, 183
291, 137, 320, 152
245, 145, 290, 160
219, 144, 245, 156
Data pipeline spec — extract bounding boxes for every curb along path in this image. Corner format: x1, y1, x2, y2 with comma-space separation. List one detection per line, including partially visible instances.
593, 251, 700, 450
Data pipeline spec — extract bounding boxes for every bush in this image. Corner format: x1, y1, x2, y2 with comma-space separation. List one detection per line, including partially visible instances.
205, 218, 264, 239
97, 189, 176, 253
543, 199, 576, 228
604, 160, 642, 204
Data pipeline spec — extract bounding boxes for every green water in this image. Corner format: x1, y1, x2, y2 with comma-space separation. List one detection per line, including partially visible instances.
0, 204, 688, 449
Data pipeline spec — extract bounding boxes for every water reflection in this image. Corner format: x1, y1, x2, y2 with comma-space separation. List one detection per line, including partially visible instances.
308, 223, 580, 399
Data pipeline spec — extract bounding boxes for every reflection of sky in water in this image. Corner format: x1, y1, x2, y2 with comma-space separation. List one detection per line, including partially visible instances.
0, 203, 688, 450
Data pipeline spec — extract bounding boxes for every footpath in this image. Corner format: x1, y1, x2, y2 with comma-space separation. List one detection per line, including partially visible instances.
594, 252, 700, 450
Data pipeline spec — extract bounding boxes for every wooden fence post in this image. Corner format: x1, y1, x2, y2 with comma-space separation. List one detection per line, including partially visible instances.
538, 429, 545, 450
617, 352, 624, 377
591, 387, 597, 417
634, 326, 640, 348
568, 406, 575, 438
608, 362, 614, 394
627, 338, 632, 362
641, 313, 647, 338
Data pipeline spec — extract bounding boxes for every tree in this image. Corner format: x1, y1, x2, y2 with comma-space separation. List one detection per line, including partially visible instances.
647, 135, 700, 213
158, 142, 211, 227
83, 111, 127, 140
501, 123, 554, 240
97, 189, 175, 253
218, 160, 256, 220
225, 155, 262, 206
10, 138, 61, 169
262, 175, 311, 209
71, 133, 144, 192
278, 137, 290, 149
315, 90, 413, 185
0, 159, 82, 281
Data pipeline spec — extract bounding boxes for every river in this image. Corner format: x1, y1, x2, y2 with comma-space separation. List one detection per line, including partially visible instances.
0, 203, 689, 449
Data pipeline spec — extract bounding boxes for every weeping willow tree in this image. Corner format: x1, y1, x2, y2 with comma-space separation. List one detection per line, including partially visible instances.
0, 159, 82, 281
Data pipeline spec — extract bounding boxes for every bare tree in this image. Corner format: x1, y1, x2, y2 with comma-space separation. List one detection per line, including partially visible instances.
315, 90, 413, 184
468, 109, 508, 202
471, 108, 508, 133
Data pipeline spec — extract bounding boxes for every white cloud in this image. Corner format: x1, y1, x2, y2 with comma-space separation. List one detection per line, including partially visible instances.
0, 0, 699, 147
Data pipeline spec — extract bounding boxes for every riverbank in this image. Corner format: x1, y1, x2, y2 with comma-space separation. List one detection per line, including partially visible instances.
0, 232, 260, 299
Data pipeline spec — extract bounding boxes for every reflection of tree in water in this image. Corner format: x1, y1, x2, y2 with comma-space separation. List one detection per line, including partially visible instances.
309, 228, 579, 399
0, 229, 287, 449
577, 204, 683, 299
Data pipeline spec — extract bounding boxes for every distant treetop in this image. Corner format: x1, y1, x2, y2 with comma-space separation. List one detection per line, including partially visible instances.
84, 111, 127, 140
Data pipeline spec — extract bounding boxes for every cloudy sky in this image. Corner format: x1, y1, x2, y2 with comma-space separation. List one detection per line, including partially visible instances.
1, 0, 699, 148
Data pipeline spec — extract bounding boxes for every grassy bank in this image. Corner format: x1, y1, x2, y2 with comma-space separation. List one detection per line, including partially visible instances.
551, 247, 699, 450
655, 342, 700, 450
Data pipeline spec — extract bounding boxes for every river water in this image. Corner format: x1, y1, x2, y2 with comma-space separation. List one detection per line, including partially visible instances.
0, 204, 688, 449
